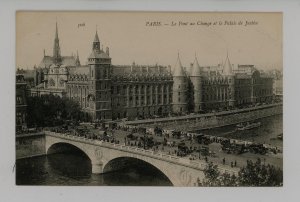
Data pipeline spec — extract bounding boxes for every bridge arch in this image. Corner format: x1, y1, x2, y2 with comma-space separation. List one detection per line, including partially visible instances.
46, 141, 94, 159
45, 133, 210, 186
47, 142, 92, 161
46, 142, 93, 175
102, 156, 173, 186
100, 152, 187, 186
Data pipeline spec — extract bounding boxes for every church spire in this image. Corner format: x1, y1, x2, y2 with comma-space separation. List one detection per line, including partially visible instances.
92, 28, 101, 53
53, 21, 61, 64
55, 21, 58, 39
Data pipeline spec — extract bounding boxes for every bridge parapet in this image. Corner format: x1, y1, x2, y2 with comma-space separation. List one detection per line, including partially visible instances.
44, 131, 238, 176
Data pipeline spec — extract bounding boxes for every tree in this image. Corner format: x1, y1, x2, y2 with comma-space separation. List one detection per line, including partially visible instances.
26, 95, 81, 127
201, 162, 221, 186
238, 158, 283, 186
199, 159, 283, 187
200, 162, 238, 186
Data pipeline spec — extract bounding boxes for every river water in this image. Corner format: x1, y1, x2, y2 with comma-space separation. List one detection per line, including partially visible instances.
197, 114, 283, 148
16, 115, 282, 186
16, 153, 173, 186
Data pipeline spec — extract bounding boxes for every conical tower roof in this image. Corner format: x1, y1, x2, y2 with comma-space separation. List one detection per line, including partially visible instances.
191, 56, 201, 76
223, 53, 233, 75
94, 30, 100, 42
173, 54, 185, 77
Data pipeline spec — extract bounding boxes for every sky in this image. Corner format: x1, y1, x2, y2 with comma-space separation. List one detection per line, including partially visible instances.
16, 11, 282, 70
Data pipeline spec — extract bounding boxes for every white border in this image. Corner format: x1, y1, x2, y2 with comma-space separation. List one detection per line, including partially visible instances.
0, 0, 299, 202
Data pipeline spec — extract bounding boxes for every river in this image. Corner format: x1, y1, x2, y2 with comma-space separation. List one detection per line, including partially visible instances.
16, 152, 173, 186
197, 114, 283, 148
16, 114, 282, 185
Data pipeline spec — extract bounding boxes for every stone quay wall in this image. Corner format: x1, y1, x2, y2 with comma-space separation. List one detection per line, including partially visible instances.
126, 103, 283, 131
16, 133, 46, 159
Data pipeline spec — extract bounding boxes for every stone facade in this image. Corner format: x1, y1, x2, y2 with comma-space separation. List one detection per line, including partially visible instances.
29, 23, 274, 121
16, 74, 28, 132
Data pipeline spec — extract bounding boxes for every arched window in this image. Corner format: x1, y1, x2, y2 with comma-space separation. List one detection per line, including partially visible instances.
49, 78, 55, 87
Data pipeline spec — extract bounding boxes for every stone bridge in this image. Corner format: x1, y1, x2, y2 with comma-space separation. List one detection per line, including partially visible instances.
45, 131, 238, 186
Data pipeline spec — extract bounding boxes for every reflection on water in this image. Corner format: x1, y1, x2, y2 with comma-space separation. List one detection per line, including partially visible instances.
16, 153, 172, 186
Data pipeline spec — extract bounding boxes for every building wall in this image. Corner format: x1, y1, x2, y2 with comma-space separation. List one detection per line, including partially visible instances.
235, 78, 252, 105
29, 64, 274, 121
26, 26, 274, 121
16, 75, 28, 132
201, 76, 230, 111
111, 79, 173, 120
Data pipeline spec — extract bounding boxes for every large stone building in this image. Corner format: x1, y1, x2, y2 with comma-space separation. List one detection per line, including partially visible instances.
16, 74, 28, 132
29, 23, 273, 121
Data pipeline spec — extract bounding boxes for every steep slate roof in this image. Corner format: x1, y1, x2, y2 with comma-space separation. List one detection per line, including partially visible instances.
223, 54, 233, 75
89, 51, 110, 59
112, 65, 169, 76
38, 55, 77, 68
61, 56, 77, 66
68, 66, 89, 75
173, 54, 185, 77
191, 56, 201, 76
39, 56, 54, 68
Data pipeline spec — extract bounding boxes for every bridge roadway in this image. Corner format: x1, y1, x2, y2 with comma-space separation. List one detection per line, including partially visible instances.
45, 131, 238, 186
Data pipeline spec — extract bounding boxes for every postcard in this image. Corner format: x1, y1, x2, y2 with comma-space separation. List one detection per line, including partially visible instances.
16, 11, 283, 187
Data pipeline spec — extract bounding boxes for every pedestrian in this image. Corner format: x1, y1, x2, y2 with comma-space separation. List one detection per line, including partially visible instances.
223, 158, 225, 165
234, 160, 237, 167
205, 156, 208, 162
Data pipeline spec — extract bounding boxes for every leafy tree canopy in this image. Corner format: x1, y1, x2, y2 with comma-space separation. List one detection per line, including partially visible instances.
26, 95, 82, 127
199, 158, 282, 187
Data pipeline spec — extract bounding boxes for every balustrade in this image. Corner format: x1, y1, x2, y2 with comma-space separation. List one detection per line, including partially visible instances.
45, 131, 238, 173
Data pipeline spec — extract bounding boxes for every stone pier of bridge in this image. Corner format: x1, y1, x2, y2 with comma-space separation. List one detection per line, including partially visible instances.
45, 131, 238, 186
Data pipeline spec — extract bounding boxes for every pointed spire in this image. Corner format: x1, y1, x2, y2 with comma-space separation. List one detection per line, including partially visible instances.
94, 27, 100, 42
223, 52, 233, 75
173, 53, 185, 77
192, 54, 201, 76
55, 21, 58, 39
53, 21, 61, 63
92, 26, 101, 53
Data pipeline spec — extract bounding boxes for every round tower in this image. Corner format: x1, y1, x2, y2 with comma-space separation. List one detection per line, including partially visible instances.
172, 54, 188, 114
190, 56, 202, 113
223, 54, 235, 107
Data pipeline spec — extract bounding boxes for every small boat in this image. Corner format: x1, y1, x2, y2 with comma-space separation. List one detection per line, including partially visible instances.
237, 122, 261, 131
